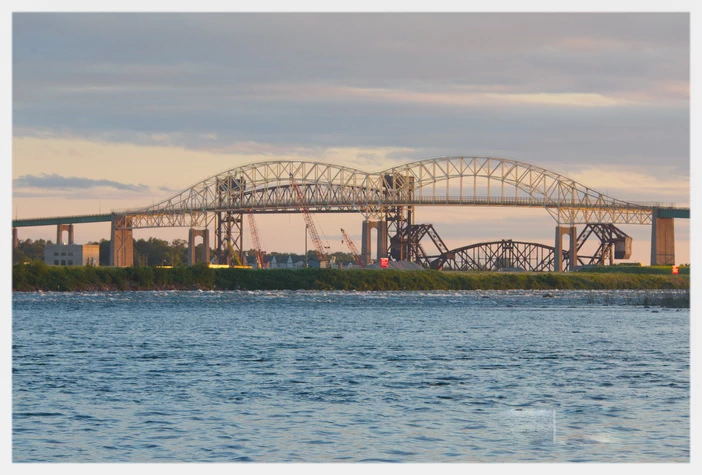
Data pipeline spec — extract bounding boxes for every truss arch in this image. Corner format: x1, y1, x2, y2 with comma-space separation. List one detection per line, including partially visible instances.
377, 157, 653, 224
118, 157, 658, 229
434, 239, 569, 272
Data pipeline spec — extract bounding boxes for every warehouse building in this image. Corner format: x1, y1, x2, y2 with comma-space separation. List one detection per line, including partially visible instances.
44, 244, 99, 266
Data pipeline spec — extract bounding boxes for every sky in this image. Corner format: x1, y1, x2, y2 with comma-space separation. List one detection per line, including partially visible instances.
10, 11, 691, 264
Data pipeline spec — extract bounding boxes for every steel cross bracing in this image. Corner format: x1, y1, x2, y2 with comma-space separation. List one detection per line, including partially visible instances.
433, 240, 569, 272
576, 223, 632, 266
113, 157, 670, 229
390, 224, 451, 267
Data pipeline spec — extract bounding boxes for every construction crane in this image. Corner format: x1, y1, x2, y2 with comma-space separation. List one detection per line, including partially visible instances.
289, 174, 328, 262
340, 228, 365, 268
247, 212, 267, 268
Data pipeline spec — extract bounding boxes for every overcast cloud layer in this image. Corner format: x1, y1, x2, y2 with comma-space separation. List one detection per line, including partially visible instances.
13, 12, 690, 175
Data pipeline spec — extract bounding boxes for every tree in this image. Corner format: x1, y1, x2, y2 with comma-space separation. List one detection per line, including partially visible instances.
98, 239, 111, 266
13, 238, 51, 264
169, 239, 188, 266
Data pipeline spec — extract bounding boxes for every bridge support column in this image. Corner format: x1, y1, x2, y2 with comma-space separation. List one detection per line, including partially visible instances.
13, 228, 18, 249
215, 212, 242, 265
188, 228, 210, 266
554, 226, 577, 272
110, 216, 133, 267
361, 220, 374, 266
376, 220, 388, 260
386, 205, 414, 261
361, 220, 387, 265
651, 210, 675, 265
57, 224, 74, 245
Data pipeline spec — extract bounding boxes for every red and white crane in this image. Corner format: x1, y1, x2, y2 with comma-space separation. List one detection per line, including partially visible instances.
247, 212, 267, 268
289, 174, 328, 262
340, 228, 364, 268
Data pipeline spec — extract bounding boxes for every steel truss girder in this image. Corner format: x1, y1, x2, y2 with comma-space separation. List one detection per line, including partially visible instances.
215, 211, 242, 266
390, 223, 450, 267
576, 223, 632, 266
433, 240, 569, 272
111, 157, 677, 229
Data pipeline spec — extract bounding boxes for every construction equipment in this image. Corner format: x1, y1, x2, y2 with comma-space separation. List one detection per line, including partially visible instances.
340, 228, 364, 268
226, 240, 245, 267
247, 212, 267, 268
289, 174, 329, 262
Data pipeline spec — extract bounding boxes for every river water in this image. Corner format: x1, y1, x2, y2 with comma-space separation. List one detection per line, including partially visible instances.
12, 290, 689, 462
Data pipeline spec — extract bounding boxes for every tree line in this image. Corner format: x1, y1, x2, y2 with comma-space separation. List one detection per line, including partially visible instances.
13, 237, 356, 267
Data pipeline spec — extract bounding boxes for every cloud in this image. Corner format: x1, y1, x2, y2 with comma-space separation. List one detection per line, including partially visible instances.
13, 173, 150, 193
11, 13, 689, 179
564, 166, 689, 205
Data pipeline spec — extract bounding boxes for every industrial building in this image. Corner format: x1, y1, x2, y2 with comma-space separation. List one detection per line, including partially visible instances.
44, 244, 99, 266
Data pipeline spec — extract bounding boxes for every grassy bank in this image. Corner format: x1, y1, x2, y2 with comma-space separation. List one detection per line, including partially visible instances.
576, 265, 690, 275
13, 262, 690, 292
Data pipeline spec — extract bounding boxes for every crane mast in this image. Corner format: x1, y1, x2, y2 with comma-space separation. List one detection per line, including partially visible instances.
289, 175, 328, 262
340, 228, 364, 268
247, 212, 266, 268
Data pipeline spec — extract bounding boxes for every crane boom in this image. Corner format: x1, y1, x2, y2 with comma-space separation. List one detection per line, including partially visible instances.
289, 175, 328, 262
340, 228, 364, 267
247, 212, 266, 268
226, 241, 244, 266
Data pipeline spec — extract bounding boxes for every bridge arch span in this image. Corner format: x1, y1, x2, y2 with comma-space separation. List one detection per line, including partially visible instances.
119, 157, 656, 229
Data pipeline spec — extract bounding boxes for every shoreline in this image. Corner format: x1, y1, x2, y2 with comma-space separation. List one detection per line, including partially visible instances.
13, 263, 690, 292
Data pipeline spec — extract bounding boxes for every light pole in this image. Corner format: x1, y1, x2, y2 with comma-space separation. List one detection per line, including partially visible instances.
305, 224, 309, 268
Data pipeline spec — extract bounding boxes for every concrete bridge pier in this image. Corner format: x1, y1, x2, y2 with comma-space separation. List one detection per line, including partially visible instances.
13, 228, 18, 249
554, 225, 577, 272
188, 228, 211, 266
110, 216, 133, 267
57, 224, 74, 245
651, 209, 675, 265
361, 220, 388, 266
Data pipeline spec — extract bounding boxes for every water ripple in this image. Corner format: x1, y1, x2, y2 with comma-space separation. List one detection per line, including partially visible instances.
12, 290, 689, 462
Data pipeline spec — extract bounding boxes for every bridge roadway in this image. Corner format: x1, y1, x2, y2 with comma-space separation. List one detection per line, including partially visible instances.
13, 213, 113, 228
11, 157, 690, 267
11, 201, 689, 228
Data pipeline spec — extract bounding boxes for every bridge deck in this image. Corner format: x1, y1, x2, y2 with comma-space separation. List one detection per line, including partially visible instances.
656, 208, 690, 219
12, 202, 689, 229
12, 214, 113, 228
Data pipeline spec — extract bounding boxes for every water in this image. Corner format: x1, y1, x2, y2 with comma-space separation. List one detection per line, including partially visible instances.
12, 290, 689, 462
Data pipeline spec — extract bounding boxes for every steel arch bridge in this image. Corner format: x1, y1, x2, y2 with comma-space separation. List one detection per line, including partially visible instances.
23, 155, 675, 268
429, 240, 568, 272
116, 156, 662, 230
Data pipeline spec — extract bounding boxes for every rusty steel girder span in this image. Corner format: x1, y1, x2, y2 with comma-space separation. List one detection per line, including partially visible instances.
433, 240, 569, 272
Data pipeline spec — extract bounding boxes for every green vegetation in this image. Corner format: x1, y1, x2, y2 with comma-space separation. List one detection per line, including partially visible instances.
13, 262, 690, 292
12, 238, 52, 263
13, 237, 357, 267
577, 265, 690, 275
